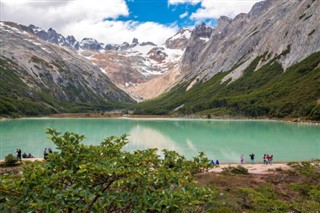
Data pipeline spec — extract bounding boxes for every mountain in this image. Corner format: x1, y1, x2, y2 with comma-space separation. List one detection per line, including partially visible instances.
0, 22, 134, 117
28, 25, 80, 49
24, 24, 189, 101
2, 0, 319, 120
133, 0, 320, 120
181, 0, 319, 83
79, 30, 189, 101
165, 28, 192, 50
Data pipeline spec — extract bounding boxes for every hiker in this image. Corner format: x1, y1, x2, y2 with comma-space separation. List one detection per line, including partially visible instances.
48, 148, 53, 154
16, 149, 22, 159
263, 154, 267, 165
44, 148, 48, 160
267, 154, 271, 165
22, 153, 28, 158
240, 154, 244, 164
27, 153, 34, 158
215, 160, 220, 165
249, 153, 255, 164
210, 160, 215, 165
268, 154, 273, 165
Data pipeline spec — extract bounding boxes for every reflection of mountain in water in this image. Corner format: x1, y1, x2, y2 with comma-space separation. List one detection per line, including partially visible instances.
126, 124, 185, 158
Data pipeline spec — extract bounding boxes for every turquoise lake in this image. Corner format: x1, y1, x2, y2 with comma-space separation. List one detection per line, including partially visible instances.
0, 118, 319, 163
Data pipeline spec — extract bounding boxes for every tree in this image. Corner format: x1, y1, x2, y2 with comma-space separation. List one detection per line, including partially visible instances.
0, 128, 215, 212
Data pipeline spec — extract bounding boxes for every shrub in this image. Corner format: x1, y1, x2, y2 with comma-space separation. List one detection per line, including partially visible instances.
221, 165, 249, 175
0, 129, 216, 212
4, 154, 20, 166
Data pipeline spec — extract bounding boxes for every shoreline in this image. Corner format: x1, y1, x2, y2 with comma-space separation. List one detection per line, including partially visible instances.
209, 163, 292, 174
1, 113, 319, 125
0, 158, 293, 175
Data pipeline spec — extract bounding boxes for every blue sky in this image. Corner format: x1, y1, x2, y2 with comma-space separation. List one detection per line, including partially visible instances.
117, 0, 204, 28
1, 0, 259, 44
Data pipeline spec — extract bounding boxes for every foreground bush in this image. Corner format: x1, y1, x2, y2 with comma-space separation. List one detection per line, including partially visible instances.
0, 128, 215, 212
4, 154, 20, 166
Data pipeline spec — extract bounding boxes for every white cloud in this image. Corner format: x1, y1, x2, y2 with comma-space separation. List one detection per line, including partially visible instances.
168, 0, 201, 5
179, 11, 188, 19
190, 0, 260, 20
1, 0, 178, 44
1, 0, 129, 29
64, 20, 178, 44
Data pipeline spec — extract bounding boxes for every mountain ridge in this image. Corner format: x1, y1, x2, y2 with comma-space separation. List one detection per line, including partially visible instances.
0, 22, 134, 117
180, 0, 320, 87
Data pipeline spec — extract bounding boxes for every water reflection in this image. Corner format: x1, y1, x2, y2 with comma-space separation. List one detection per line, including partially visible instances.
1, 118, 319, 162
127, 125, 180, 156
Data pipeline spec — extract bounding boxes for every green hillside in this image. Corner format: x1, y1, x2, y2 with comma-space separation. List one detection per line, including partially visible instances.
0, 57, 129, 117
133, 52, 320, 120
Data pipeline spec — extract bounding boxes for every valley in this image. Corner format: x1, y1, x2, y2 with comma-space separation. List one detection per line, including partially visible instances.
0, 0, 319, 121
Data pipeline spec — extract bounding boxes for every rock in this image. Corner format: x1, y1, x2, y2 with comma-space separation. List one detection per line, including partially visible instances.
180, 0, 320, 85
80, 38, 104, 51
165, 28, 191, 50
0, 22, 134, 109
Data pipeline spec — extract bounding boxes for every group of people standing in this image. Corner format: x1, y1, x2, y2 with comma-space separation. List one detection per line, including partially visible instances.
240, 153, 273, 165
16, 149, 34, 159
211, 153, 274, 166
263, 154, 273, 165
15, 148, 52, 160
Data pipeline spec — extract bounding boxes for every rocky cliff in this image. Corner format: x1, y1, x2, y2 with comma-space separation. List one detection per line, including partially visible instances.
134, 0, 320, 120
181, 0, 320, 88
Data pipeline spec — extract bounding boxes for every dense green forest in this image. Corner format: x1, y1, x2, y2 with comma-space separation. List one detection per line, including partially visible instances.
133, 52, 320, 120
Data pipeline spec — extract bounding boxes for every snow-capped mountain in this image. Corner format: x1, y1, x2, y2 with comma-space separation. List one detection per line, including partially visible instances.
79, 38, 104, 51
0, 21, 134, 116
6, 22, 195, 101
72, 30, 190, 101
28, 25, 78, 49
165, 28, 191, 50
86, 35, 187, 101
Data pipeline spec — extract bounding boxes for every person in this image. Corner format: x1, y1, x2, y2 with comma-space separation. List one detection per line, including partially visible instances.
268, 154, 273, 165
22, 152, 28, 158
27, 153, 34, 158
210, 160, 215, 165
48, 148, 53, 154
267, 154, 271, 165
16, 149, 22, 159
249, 153, 255, 164
215, 160, 220, 165
263, 154, 267, 165
240, 154, 244, 164
44, 148, 48, 160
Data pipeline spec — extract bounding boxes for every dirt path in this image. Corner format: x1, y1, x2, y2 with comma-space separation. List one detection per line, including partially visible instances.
210, 163, 291, 174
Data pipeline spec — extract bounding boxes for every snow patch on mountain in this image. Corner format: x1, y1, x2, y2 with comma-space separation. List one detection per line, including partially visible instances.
170, 28, 191, 41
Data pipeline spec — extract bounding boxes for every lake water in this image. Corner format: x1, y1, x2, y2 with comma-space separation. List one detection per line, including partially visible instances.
0, 118, 319, 163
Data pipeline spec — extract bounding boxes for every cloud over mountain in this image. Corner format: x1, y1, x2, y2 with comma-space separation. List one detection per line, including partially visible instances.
1, 0, 178, 44
168, 0, 260, 20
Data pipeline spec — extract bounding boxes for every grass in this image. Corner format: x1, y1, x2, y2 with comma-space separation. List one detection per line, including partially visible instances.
194, 160, 320, 212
